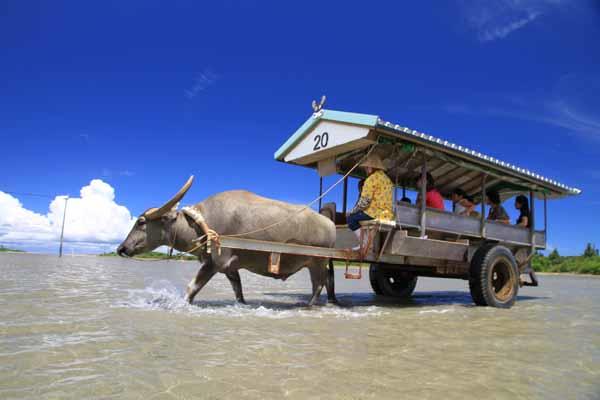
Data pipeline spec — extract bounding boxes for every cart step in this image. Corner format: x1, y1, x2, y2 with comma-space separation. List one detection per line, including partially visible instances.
344, 263, 362, 279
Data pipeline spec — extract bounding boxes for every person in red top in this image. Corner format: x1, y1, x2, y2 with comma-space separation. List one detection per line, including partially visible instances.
416, 172, 445, 210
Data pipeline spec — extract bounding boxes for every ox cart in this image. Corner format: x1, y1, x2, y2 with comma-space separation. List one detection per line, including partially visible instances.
216, 107, 581, 308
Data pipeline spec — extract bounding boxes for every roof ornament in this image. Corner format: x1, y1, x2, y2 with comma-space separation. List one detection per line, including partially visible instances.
311, 95, 326, 114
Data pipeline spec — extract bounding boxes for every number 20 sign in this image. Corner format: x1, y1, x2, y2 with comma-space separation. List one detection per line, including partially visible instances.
283, 120, 371, 163
313, 132, 329, 150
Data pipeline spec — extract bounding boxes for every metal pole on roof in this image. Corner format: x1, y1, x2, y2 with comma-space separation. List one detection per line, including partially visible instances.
58, 196, 69, 257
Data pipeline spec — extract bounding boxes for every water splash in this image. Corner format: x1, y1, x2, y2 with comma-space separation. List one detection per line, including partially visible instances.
117, 280, 385, 320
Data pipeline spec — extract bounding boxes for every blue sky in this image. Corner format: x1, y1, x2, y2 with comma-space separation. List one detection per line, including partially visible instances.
0, 0, 598, 254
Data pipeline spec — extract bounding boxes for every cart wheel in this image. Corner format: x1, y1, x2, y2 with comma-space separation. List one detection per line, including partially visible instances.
469, 244, 519, 308
369, 264, 384, 295
370, 264, 417, 298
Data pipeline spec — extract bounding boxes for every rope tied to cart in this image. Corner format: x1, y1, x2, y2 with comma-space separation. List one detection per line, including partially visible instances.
213, 143, 380, 239
154, 144, 380, 260
133, 142, 414, 261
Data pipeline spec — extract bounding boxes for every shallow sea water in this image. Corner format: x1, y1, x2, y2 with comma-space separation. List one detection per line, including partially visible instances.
0, 253, 598, 399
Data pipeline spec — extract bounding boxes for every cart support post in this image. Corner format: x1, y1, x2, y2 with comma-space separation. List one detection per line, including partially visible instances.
480, 175, 487, 238
419, 158, 427, 238
342, 176, 348, 215
318, 177, 323, 211
543, 193, 548, 234
529, 191, 536, 247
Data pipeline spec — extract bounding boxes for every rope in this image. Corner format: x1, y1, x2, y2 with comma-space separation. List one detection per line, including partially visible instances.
225, 144, 379, 238
129, 144, 379, 260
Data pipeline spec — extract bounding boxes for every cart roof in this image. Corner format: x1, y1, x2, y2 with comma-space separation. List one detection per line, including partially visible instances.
274, 109, 581, 200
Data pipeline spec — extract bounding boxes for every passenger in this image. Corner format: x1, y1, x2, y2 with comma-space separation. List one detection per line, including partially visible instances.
451, 188, 475, 216
416, 172, 445, 210
347, 153, 393, 239
464, 196, 477, 216
486, 190, 509, 224
515, 194, 530, 228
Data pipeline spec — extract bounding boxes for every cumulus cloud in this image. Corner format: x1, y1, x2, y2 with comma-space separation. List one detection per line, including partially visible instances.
0, 179, 135, 253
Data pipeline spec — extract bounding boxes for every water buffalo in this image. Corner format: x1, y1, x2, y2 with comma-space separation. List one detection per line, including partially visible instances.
117, 176, 337, 306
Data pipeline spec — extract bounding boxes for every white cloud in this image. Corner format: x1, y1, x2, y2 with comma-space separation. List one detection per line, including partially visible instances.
185, 69, 217, 99
459, 0, 565, 42
444, 74, 600, 142
0, 179, 135, 253
119, 170, 135, 177
480, 12, 540, 41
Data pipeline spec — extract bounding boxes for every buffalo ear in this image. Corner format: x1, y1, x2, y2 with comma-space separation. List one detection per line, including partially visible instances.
160, 208, 179, 222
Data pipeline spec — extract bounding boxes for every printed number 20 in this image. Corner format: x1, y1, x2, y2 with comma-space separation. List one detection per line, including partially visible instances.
313, 132, 329, 151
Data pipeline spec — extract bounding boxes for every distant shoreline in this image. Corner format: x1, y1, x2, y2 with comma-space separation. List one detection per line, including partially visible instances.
1, 251, 598, 276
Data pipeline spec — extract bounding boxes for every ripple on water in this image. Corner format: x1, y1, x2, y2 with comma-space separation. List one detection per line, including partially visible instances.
418, 308, 456, 314
115, 280, 386, 320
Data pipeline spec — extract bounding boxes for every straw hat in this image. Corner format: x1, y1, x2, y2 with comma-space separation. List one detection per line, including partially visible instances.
361, 153, 386, 170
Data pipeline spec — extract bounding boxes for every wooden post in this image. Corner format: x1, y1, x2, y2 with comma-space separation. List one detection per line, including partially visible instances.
58, 197, 69, 257
480, 175, 487, 238
342, 176, 348, 215
419, 159, 427, 238
318, 177, 323, 211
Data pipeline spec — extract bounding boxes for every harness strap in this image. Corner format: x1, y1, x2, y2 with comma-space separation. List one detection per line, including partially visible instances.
182, 206, 220, 254
182, 206, 206, 225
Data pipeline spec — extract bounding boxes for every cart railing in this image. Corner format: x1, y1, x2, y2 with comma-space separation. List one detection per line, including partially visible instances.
394, 203, 545, 248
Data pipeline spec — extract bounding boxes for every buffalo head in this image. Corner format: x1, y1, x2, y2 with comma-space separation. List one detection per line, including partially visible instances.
117, 176, 194, 257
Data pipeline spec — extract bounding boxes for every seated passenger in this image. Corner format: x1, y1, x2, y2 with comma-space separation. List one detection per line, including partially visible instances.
486, 190, 509, 224
416, 172, 445, 210
514, 195, 530, 228
347, 153, 393, 241
451, 188, 475, 216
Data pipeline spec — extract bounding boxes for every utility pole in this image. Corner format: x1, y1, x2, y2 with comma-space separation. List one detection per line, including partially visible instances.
58, 196, 69, 257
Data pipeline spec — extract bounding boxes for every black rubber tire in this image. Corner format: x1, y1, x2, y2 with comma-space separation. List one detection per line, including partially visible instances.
370, 264, 418, 298
469, 244, 519, 308
469, 244, 495, 306
369, 264, 384, 295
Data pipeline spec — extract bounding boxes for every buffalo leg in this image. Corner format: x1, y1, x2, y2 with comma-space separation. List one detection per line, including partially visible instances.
307, 263, 326, 306
326, 259, 338, 304
185, 260, 217, 304
225, 270, 246, 304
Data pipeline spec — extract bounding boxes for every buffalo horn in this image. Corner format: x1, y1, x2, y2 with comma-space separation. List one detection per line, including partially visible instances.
144, 176, 194, 220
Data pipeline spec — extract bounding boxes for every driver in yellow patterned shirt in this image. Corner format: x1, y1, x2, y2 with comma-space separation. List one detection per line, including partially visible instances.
347, 153, 393, 246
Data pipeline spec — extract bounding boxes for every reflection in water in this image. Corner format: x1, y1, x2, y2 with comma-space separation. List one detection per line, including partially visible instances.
0, 253, 598, 399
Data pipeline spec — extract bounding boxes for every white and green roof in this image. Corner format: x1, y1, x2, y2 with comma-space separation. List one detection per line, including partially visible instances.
275, 109, 581, 199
